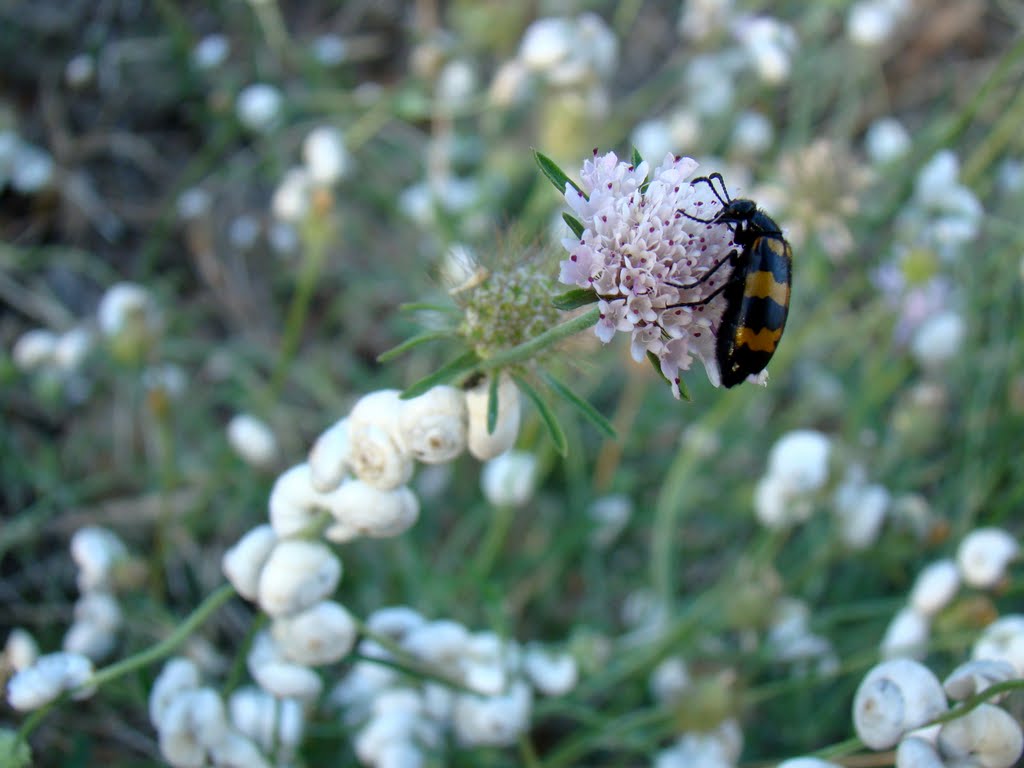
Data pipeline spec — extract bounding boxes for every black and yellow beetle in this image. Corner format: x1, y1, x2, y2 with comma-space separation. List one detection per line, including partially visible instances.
667, 173, 792, 388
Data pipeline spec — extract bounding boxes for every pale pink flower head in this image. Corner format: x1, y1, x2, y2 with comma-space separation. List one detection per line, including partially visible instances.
559, 150, 739, 396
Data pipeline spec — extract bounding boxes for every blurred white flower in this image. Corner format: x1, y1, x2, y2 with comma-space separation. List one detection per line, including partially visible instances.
833, 479, 889, 550
686, 54, 736, 116
54, 327, 94, 372
678, 0, 734, 42
272, 166, 312, 223
257, 539, 342, 617
227, 413, 278, 469
228, 214, 261, 251
11, 142, 55, 194
142, 363, 187, 400
865, 117, 911, 164
908, 559, 960, 617
222, 524, 277, 601
754, 472, 813, 529
311, 34, 347, 66
733, 15, 798, 84
229, 686, 304, 758
367, 606, 426, 641
348, 390, 415, 490
7, 652, 95, 711
97, 282, 161, 341
481, 450, 539, 507
767, 430, 832, 492
631, 119, 674, 167
71, 526, 127, 592
488, 59, 531, 107
402, 619, 471, 669
943, 659, 1018, 702
236, 83, 284, 133
518, 13, 617, 87
176, 187, 212, 220
398, 385, 468, 464
193, 34, 230, 70
465, 374, 522, 460
303, 126, 349, 185
519, 18, 572, 72
209, 732, 271, 768
909, 310, 965, 370
12, 329, 58, 371
156, 687, 229, 768
973, 615, 1024, 677
3, 628, 39, 671
937, 703, 1024, 768
436, 60, 477, 114
247, 631, 323, 700
880, 607, 930, 660
271, 600, 357, 666
847, 0, 911, 47
957, 527, 1018, 588
522, 645, 577, 696
268, 463, 330, 536
649, 656, 691, 705
149, 657, 201, 727
63, 591, 122, 661
731, 110, 773, 155
65, 53, 95, 88
654, 719, 743, 768
322, 479, 419, 543
308, 417, 352, 492
452, 680, 532, 747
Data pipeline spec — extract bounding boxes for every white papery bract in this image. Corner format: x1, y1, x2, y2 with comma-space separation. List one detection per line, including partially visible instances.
149, 657, 201, 726
957, 527, 1018, 588
653, 719, 743, 768
452, 680, 533, 747
63, 591, 122, 661
880, 607, 930, 660
943, 659, 1017, 702
522, 645, 578, 696
271, 600, 357, 666
937, 703, 1024, 768
558, 151, 739, 396
7, 652, 94, 711
3, 628, 39, 671
256, 539, 342, 617
156, 687, 229, 768
465, 374, 522, 460
909, 559, 960, 617
227, 413, 278, 469
229, 686, 304, 759
398, 385, 468, 464
222, 524, 277, 601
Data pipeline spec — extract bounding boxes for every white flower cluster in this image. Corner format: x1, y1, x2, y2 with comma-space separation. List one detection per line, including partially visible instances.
6, 651, 96, 712
62, 527, 128, 662
558, 150, 741, 396
331, 605, 579, 766
653, 718, 743, 768
846, 0, 913, 47
765, 598, 839, 678
880, 527, 1018, 660
271, 125, 350, 224
901, 150, 983, 262
149, 657, 301, 768
11, 325, 94, 402
853, 657, 1023, 768
731, 15, 799, 85
754, 430, 832, 529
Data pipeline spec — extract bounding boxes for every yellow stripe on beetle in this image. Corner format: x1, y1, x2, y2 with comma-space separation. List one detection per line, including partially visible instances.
744, 270, 789, 306
735, 326, 783, 353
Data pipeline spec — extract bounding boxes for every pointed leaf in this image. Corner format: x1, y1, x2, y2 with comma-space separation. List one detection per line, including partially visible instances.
534, 150, 584, 198
377, 330, 453, 363
552, 288, 600, 311
511, 373, 568, 456
631, 146, 644, 169
401, 349, 481, 400
562, 212, 585, 239
539, 371, 616, 439
487, 371, 500, 435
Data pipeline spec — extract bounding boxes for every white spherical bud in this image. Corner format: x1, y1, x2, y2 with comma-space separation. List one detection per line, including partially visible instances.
402, 620, 471, 668
957, 527, 1018, 588
880, 607, 930, 660
176, 187, 212, 221
11, 143, 55, 194
910, 311, 965, 370
12, 329, 58, 371
209, 731, 271, 768
943, 659, 1017, 702
452, 680, 533, 747
70, 526, 127, 592
7, 652, 94, 711
937, 703, 1024, 768
149, 657, 201, 727
865, 117, 911, 164
271, 600, 357, 666
366, 606, 426, 641
853, 658, 947, 749
236, 83, 283, 133
308, 417, 352, 492
303, 126, 349, 185
227, 413, 278, 469
4, 628, 39, 671
908, 559, 960, 617
65, 53, 95, 88
63, 592, 122, 660
834, 482, 889, 550
97, 282, 160, 340
54, 326, 94, 372
465, 375, 522, 460
649, 656, 690, 705
766, 430, 831, 493
348, 390, 414, 490
731, 110, 773, 155
523, 645, 578, 696
247, 631, 323, 700
222, 524, 276, 601
192, 34, 230, 71
398, 385, 468, 464
973, 615, 1024, 676
895, 737, 944, 768
157, 687, 229, 766
519, 18, 572, 72
271, 166, 312, 223
257, 539, 341, 617
480, 450, 539, 507
322, 480, 419, 543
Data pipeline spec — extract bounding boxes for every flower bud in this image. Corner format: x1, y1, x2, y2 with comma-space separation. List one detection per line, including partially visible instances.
257, 539, 342, 617
322, 480, 419, 543
348, 390, 414, 490
149, 657, 200, 727
7, 652, 94, 711
12, 329, 57, 371
937, 703, 1023, 768
973, 615, 1024, 676
943, 659, 1017, 702
465, 375, 521, 460
4, 628, 38, 671
303, 126, 349, 185
398, 385, 468, 464
271, 600, 357, 666
229, 686, 304, 755
236, 83, 283, 133
247, 631, 323, 700
227, 413, 278, 469
957, 527, 1018, 588
453, 680, 532, 747
480, 451, 539, 507
70, 526, 128, 592
523, 645, 578, 696
909, 559, 960, 617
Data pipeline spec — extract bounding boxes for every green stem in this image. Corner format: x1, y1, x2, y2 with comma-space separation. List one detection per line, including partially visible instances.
478, 306, 600, 371
470, 504, 516, 583
17, 583, 236, 743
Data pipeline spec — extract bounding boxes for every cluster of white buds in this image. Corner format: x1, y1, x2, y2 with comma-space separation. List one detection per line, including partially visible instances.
901, 150, 983, 262
330, 606, 579, 765
879, 527, 1017, 660
235, 83, 284, 134
731, 15, 798, 85
653, 718, 743, 768
765, 598, 839, 677
854, 657, 1023, 768
754, 430, 832, 529
11, 326, 94, 378
63, 527, 128, 661
6, 651, 95, 711
832, 465, 890, 550
271, 125, 350, 224
149, 657, 294, 768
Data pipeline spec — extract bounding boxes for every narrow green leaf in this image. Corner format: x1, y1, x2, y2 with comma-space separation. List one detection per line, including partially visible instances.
401, 349, 481, 400
534, 150, 584, 198
398, 301, 461, 313
562, 212, 585, 239
631, 146, 644, 168
511, 373, 569, 456
552, 288, 600, 311
377, 330, 452, 363
487, 371, 500, 435
645, 351, 692, 402
539, 370, 616, 439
